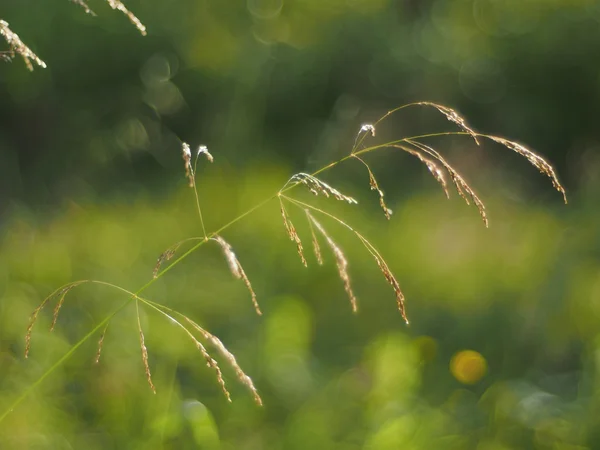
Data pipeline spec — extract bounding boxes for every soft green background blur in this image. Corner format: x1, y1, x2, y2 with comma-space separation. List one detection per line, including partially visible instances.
1, 0, 600, 448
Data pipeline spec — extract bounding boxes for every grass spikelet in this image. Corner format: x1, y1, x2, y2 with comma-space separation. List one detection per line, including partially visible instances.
182, 142, 194, 187
279, 197, 307, 266
185, 317, 263, 406
106, 0, 147, 36
403, 140, 488, 227
306, 212, 358, 313
197, 145, 214, 163
352, 155, 393, 219
0, 20, 46, 71
305, 209, 323, 265
357, 235, 409, 324
94, 323, 109, 364
287, 173, 358, 204
212, 236, 262, 316
135, 300, 155, 393
153, 243, 182, 278
416, 102, 479, 145
70, 0, 96, 15
25, 282, 83, 358
486, 135, 567, 204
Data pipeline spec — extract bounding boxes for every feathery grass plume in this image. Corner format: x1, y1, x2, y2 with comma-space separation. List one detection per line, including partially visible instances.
70, 0, 96, 15
305, 209, 323, 265
182, 142, 194, 187
94, 323, 110, 364
305, 211, 358, 313
212, 236, 262, 316
352, 155, 393, 219
0, 20, 46, 71
285, 173, 358, 204
485, 135, 567, 204
135, 299, 156, 393
403, 140, 488, 227
106, 0, 147, 36
279, 197, 307, 267
25, 282, 84, 358
184, 317, 263, 406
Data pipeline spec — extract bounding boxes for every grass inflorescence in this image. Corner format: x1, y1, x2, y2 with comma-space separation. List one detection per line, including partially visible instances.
10, 103, 567, 422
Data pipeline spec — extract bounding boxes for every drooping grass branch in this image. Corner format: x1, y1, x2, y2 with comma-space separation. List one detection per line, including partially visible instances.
6, 104, 567, 423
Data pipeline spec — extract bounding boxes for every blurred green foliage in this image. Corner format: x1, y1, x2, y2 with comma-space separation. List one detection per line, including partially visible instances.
1, 0, 600, 448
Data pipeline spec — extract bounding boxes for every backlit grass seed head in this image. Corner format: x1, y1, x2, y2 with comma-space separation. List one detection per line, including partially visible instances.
153, 243, 182, 278
280, 199, 307, 267
182, 142, 194, 187
416, 102, 479, 145
197, 145, 214, 163
71, 0, 96, 15
94, 324, 109, 364
26, 282, 83, 358
487, 135, 567, 204
106, 0, 147, 36
305, 210, 323, 265
307, 213, 358, 313
212, 236, 262, 315
185, 318, 263, 406
352, 155, 392, 220
289, 173, 357, 204
0, 20, 46, 71
404, 140, 488, 227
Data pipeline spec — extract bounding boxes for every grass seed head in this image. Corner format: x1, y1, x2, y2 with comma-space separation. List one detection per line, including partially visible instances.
280, 200, 307, 266
212, 236, 261, 315
106, 0, 147, 36
197, 145, 214, 163
307, 213, 358, 313
290, 173, 358, 204
0, 20, 46, 71
417, 102, 480, 145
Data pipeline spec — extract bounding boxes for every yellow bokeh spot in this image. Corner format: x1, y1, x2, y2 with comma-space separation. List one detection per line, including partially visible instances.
450, 350, 487, 384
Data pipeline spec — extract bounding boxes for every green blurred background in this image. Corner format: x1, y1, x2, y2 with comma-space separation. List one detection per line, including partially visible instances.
1, 0, 600, 448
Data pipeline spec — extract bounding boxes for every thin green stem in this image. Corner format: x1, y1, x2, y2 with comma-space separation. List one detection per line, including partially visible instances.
193, 157, 208, 240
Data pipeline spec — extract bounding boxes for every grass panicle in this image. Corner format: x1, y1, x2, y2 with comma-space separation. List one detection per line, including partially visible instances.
14, 102, 568, 420
136, 299, 156, 393
486, 135, 567, 204
279, 197, 307, 267
352, 155, 393, 219
285, 173, 357, 204
212, 236, 261, 316
0, 20, 46, 71
305, 210, 358, 313
305, 209, 324, 265
94, 323, 109, 364
403, 139, 488, 226
70, 0, 96, 15
106, 0, 146, 36
25, 282, 84, 358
